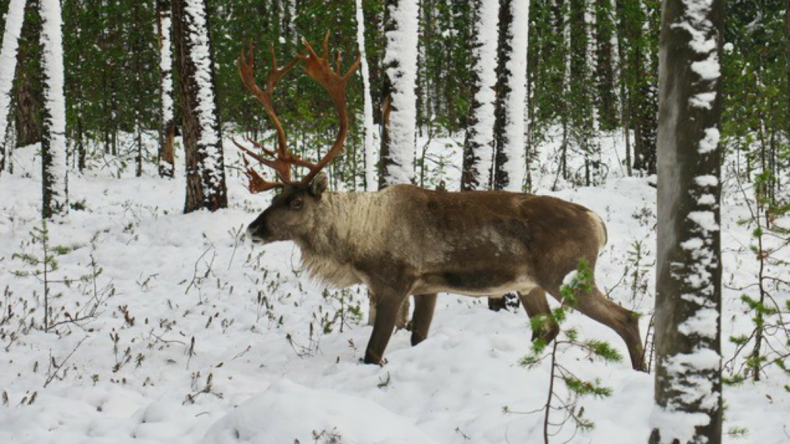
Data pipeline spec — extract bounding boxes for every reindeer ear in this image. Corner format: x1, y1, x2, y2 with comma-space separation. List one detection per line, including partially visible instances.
309, 172, 329, 197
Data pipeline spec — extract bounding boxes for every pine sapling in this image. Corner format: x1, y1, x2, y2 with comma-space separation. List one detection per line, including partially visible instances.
726, 171, 790, 383
520, 258, 623, 443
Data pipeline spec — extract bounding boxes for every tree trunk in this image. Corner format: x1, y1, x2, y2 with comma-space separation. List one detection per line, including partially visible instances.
355, 0, 377, 191
15, 0, 42, 149
39, 0, 67, 219
594, 0, 618, 130
71, 0, 86, 172
379, 0, 418, 189
0, 0, 27, 172
363, 0, 385, 126
378, 0, 419, 327
569, 0, 595, 185
493, 0, 529, 192
132, 0, 144, 178
157, 0, 175, 178
461, 0, 499, 192
490, 0, 528, 312
786, 0, 790, 147
172, 0, 227, 213
650, 0, 723, 442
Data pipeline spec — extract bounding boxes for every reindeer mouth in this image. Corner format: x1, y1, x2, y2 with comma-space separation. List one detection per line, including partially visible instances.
247, 225, 269, 245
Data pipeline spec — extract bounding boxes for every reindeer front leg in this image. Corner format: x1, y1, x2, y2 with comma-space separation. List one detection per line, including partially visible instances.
364, 288, 409, 365
411, 293, 437, 346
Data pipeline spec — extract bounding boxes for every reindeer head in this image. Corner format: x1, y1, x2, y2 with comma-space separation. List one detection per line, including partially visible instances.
235, 33, 360, 244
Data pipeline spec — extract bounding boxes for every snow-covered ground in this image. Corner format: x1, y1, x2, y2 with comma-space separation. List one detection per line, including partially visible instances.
0, 132, 788, 443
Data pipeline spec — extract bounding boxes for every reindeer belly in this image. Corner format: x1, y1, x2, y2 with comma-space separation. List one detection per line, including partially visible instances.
414, 270, 537, 297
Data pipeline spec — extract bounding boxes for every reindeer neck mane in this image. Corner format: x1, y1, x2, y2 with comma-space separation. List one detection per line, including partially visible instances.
294, 190, 393, 288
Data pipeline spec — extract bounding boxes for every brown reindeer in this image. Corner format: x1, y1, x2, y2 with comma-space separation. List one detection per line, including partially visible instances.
235, 34, 645, 371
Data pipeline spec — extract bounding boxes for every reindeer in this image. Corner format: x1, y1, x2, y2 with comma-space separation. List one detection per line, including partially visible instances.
235, 34, 645, 371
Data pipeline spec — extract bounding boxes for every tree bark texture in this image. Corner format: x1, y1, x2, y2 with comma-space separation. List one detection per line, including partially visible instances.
594, 0, 618, 130
461, 0, 498, 192
650, 0, 724, 442
14, 0, 42, 148
40, 0, 68, 219
493, 0, 513, 192
157, 0, 176, 178
172, 0, 227, 213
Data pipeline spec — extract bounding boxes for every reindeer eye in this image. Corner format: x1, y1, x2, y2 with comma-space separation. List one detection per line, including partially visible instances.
290, 198, 304, 210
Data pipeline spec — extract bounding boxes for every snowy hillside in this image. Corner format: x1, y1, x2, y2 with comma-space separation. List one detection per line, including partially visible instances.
0, 133, 788, 444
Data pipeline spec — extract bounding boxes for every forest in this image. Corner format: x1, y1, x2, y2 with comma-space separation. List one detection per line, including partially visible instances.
0, 0, 788, 443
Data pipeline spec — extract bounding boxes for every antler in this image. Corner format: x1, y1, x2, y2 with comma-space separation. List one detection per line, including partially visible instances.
235, 33, 360, 193
297, 32, 361, 186
235, 41, 301, 192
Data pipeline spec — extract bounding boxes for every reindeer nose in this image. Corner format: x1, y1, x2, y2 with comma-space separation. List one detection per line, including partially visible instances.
247, 222, 267, 244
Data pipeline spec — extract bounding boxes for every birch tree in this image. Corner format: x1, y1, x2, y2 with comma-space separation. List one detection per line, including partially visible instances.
0, 0, 27, 173
40, 0, 67, 218
650, 0, 724, 442
461, 0, 499, 191
172, 0, 227, 213
157, 0, 175, 178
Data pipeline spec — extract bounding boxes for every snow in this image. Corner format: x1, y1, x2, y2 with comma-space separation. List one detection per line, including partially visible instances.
691, 53, 720, 81
183, 0, 224, 197
355, 0, 379, 191
202, 380, 435, 444
498, 0, 529, 192
688, 210, 719, 233
690, 92, 716, 109
562, 269, 578, 287
0, 128, 788, 444
694, 175, 718, 187
382, 0, 419, 186
158, 9, 175, 176
466, 0, 500, 190
40, 0, 68, 210
698, 128, 719, 154
159, 15, 174, 125
650, 407, 711, 444
0, 0, 26, 168
678, 308, 719, 339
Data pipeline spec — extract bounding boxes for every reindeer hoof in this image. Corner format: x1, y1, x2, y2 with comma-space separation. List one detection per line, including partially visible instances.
362, 353, 385, 366
411, 332, 427, 347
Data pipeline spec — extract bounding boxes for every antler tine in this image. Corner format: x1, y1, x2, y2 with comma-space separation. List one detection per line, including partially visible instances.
240, 155, 284, 194
322, 30, 330, 59
237, 41, 301, 181
298, 33, 361, 186
345, 51, 362, 81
